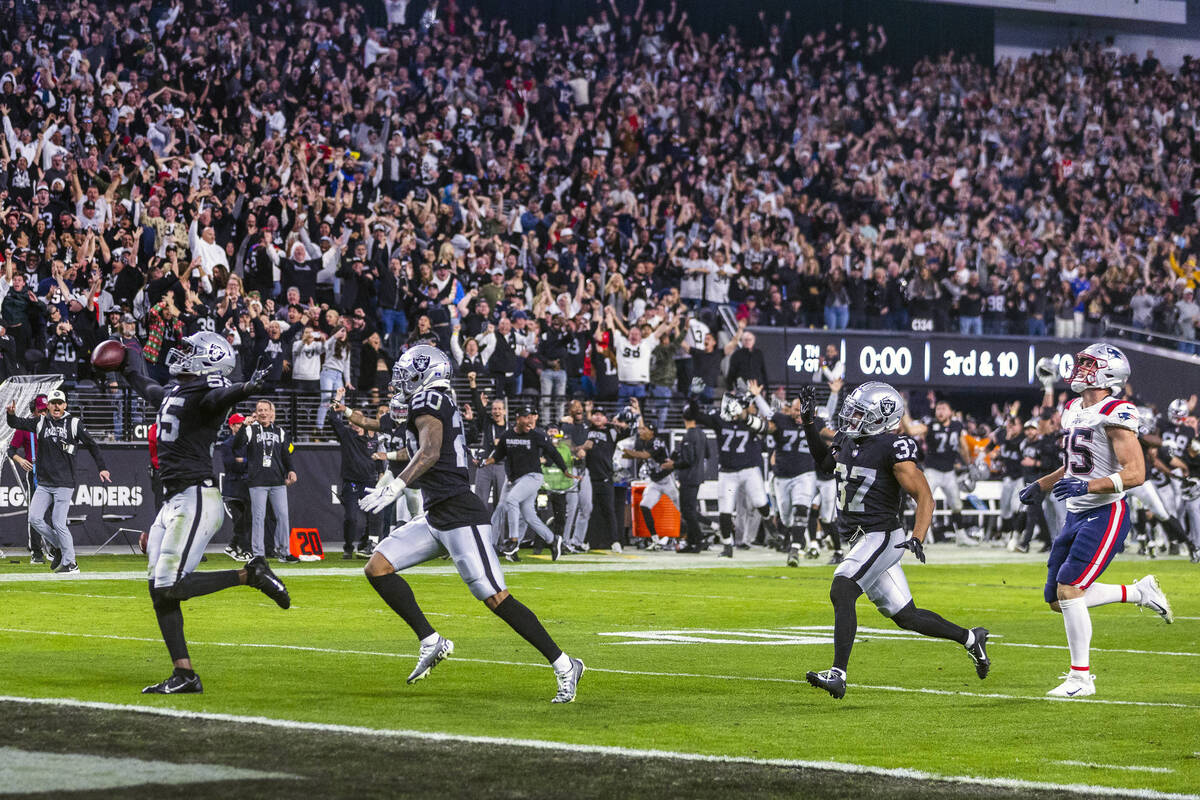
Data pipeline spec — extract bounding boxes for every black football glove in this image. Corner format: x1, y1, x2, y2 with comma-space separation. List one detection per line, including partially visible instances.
247, 356, 271, 390
894, 536, 926, 563
798, 386, 816, 426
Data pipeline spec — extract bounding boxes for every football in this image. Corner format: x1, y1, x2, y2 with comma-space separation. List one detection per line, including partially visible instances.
91, 339, 128, 371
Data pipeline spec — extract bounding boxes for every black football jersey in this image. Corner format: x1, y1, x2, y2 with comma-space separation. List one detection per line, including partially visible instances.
1142, 439, 1170, 488
697, 411, 765, 471
923, 419, 963, 472
584, 425, 619, 481
1018, 436, 1042, 481
831, 431, 920, 533
155, 374, 235, 486
1161, 425, 1193, 460
641, 435, 674, 482
770, 412, 815, 478
404, 387, 490, 528
376, 414, 406, 476
996, 433, 1024, 480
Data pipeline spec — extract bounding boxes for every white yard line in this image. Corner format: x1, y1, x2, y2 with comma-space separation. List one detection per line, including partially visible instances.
1052, 760, 1175, 774
0, 695, 1192, 800
1, 627, 1197, 711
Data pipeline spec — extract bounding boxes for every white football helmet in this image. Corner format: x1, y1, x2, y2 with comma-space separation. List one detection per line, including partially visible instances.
390, 344, 452, 400
838, 381, 905, 439
1068, 343, 1130, 395
1168, 398, 1189, 425
1136, 406, 1157, 437
166, 331, 236, 377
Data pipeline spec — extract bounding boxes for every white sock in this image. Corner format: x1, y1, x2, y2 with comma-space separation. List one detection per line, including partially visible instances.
1058, 596, 1092, 672
419, 632, 441, 647
964, 629, 976, 649
552, 653, 572, 673
1085, 582, 1138, 607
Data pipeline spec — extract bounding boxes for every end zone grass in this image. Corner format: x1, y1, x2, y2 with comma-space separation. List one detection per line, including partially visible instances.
1, 554, 1197, 798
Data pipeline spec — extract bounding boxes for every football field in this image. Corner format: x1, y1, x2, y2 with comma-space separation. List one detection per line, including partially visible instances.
0, 548, 1196, 799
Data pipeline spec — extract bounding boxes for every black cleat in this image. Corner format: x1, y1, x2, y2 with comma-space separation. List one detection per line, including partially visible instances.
966, 627, 990, 679
246, 556, 291, 609
827, 551, 844, 565
54, 562, 80, 574
719, 543, 734, 558
806, 669, 846, 699
29, 551, 45, 565
142, 671, 203, 694
48, 546, 62, 571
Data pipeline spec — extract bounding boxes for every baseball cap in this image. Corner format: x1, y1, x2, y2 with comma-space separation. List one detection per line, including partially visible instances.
1024, 419, 1038, 429
228, 413, 246, 425
47, 389, 67, 404
516, 404, 538, 417
33, 395, 48, 411
121, 313, 136, 324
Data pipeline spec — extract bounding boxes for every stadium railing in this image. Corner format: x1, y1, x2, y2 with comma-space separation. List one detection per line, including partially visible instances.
54, 376, 831, 443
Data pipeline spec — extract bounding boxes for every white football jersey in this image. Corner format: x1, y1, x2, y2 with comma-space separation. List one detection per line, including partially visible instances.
1060, 395, 1140, 512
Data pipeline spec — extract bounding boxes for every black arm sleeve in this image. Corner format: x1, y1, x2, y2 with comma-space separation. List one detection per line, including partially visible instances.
6, 413, 35, 432
198, 382, 260, 413
675, 432, 698, 471
280, 432, 295, 472
693, 410, 721, 432
804, 421, 836, 473
123, 368, 165, 406
78, 426, 108, 472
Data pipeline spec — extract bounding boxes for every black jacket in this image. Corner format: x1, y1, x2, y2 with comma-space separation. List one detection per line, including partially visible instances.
674, 426, 708, 486
233, 421, 295, 486
330, 412, 379, 484
217, 432, 249, 499
6, 412, 106, 488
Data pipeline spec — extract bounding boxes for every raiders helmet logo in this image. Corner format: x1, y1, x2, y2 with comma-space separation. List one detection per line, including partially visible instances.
879, 398, 896, 416
413, 354, 430, 372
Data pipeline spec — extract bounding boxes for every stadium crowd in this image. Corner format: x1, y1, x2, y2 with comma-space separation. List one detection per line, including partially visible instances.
1, 0, 1199, 432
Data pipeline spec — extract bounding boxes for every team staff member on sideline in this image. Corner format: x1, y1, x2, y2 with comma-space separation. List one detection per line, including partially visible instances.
482, 405, 576, 561
235, 399, 298, 563
472, 389, 509, 513
7, 389, 111, 574
560, 400, 592, 553
218, 413, 251, 560
8, 394, 48, 564
573, 407, 624, 552
331, 388, 383, 559
675, 402, 708, 552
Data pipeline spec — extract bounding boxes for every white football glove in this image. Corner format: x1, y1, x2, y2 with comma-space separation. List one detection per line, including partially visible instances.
361, 478, 407, 514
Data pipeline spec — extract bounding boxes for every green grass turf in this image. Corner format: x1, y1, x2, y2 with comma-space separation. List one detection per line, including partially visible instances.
1, 554, 1197, 797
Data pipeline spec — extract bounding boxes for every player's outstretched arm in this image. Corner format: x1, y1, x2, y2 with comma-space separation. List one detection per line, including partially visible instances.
122, 365, 165, 406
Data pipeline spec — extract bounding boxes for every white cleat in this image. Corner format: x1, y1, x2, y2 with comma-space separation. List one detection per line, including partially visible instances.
551, 657, 585, 704
1135, 575, 1174, 623
1047, 670, 1096, 698
407, 635, 454, 684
